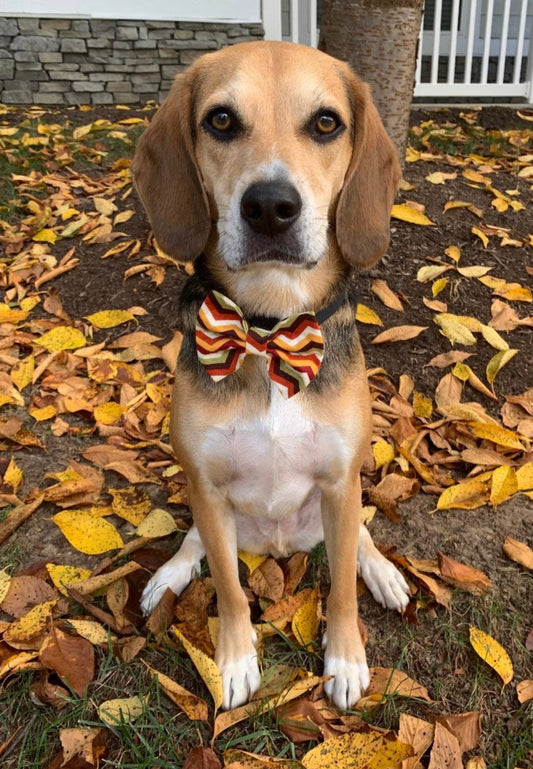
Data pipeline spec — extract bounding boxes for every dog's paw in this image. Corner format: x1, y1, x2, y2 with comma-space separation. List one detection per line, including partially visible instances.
218, 652, 261, 710
359, 555, 410, 613
323, 654, 370, 710
140, 559, 199, 616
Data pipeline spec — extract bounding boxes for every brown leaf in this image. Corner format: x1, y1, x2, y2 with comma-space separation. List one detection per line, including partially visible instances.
0, 575, 58, 618
427, 350, 473, 368
435, 711, 481, 753
30, 672, 70, 709
39, 624, 95, 697
248, 558, 285, 602
277, 699, 325, 742
371, 279, 405, 311
437, 553, 492, 595
372, 325, 428, 344
145, 663, 208, 720
398, 714, 434, 769
428, 722, 463, 769
261, 589, 315, 625
283, 552, 308, 596
183, 747, 221, 769
367, 667, 431, 701
516, 679, 533, 704
435, 373, 463, 409
367, 475, 418, 522
502, 536, 533, 569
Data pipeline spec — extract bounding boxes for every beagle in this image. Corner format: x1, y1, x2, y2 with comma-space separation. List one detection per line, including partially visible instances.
132, 41, 410, 711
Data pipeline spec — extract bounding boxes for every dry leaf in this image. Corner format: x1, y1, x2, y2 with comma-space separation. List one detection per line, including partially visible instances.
391, 203, 434, 225
98, 695, 146, 725
370, 279, 404, 311
428, 722, 463, 769
371, 326, 427, 344
502, 537, 533, 569
469, 626, 513, 684
516, 679, 533, 704
144, 663, 208, 720
39, 625, 95, 696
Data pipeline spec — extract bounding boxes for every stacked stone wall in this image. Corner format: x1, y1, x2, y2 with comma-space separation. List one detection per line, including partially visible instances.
0, 17, 263, 105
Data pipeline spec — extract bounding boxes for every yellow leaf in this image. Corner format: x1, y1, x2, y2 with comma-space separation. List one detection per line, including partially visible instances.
33, 228, 58, 244
93, 197, 117, 216
11, 355, 35, 390
172, 626, 224, 711
492, 197, 509, 212
3, 456, 23, 493
46, 564, 93, 596
437, 479, 488, 510
516, 462, 533, 491
93, 402, 124, 425
67, 619, 115, 645
291, 586, 320, 647
302, 732, 383, 769
86, 309, 135, 329
371, 325, 427, 344
36, 326, 86, 352
110, 486, 151, 526
413, 391, 433, 418
144, 664, 208, 721
60, 207, 80, 221
416, 265, 451, 283
444, 244, 461, 263
497, 285, 532, 302
114, 210, 135, 225
469, 422, 524, 450
471, 227, 489, 248
457, 265, 492, 278
29, 404, 57, 421
391, 204, 434, 226
463, 169, 490, 184
432, 277, 448, 297
0, 569, 11, 605
366, 736, 414, 769
135, 508, 177, 538
4, 600, 58, 642
486, 349, 518, 385
452, 362, 471, 381
426, 171, 456, 185
434, 314, 476, 346
490, 466, 518, 506
19, 296, 40, 313
0, 304, 28, 324
479, 324, 509, 351
73, 123, 93, 139
469, 626, 513, 684
53, 510, 123, 554
238, 551, 268, 574
372, 440, 395, 469
355, 303, 383, 326
98, 695, 147, 726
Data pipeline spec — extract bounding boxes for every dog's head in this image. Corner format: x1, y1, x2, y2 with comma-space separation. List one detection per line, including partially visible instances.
132, 41, 400, 284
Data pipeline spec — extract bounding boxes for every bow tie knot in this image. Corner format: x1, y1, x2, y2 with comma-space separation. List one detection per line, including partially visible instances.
195, 290, 325, 398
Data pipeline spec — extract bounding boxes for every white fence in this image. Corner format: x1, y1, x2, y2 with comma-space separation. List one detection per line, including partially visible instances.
262, 0, 533, 102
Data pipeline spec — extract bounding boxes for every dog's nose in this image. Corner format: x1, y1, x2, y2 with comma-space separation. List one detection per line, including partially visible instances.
241, 182, 302, 236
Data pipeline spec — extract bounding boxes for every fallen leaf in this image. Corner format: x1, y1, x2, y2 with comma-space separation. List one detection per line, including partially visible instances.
356, 304, 383, 326
248, 558, 285, 603
370, 279, 404, 311
145, 663, 208, 720
53, 510, 123, 554
184, 747, 221, 769
98, 695, 146, 725
39, 625, 95, 696
135, 508, 178, 538
428, 722, 463, 769
391, 204, 434, 225
172, 626, 223, 711
291, 586, 320, 647
516, 679, 533, 704
371, 326, 427, 344
502, 537, 533, 569
469, 626, 513, 684
36, 326, 86, 352
85, 309, 135, 328
437, 479, 489, 510
490, 466, 518, 506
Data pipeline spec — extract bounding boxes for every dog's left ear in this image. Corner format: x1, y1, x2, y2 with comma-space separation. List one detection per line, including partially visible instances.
336, 73, 401, 269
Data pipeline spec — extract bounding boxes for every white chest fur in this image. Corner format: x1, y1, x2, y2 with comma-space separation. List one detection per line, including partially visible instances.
199, 387, 353, 556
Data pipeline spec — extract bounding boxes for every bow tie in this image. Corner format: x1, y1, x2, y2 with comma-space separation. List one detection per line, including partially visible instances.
195, 290, 325, 398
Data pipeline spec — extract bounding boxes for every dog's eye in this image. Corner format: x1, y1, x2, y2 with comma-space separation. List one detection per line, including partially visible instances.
316, 114, 338, 134
308, 110, 344, 142
204, 107, 241, 139
210, 110, 232, 132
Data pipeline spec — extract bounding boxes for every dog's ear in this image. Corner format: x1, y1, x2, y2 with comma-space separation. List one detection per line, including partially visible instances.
336, 74, 401, 269
131, 72, 210, 260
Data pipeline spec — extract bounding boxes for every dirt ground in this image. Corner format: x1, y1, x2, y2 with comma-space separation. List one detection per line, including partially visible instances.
1, 104, 532, 767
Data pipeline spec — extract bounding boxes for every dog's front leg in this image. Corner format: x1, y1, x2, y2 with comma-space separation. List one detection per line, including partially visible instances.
321, 472, 369, 710
188, 482, 261, 710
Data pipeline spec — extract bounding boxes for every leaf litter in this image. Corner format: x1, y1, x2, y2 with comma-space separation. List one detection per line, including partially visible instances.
0, 104, 532, 766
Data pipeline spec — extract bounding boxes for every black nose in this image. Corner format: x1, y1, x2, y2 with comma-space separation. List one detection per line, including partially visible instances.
240, 181, 302, 236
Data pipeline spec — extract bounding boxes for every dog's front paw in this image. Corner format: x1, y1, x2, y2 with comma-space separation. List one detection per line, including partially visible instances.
323, 654, 370, 710
140, 559, 199, 616
217, 652, 261, 710
359, 556, 410, 613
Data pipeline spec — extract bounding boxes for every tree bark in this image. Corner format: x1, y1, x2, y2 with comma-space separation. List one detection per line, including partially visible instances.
319, 0, 424, 165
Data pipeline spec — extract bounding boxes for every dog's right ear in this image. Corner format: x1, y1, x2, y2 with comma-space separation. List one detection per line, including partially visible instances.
131, 72, 211, 260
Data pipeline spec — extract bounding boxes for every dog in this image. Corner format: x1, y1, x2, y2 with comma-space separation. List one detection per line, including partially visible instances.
132, 41, 410, 711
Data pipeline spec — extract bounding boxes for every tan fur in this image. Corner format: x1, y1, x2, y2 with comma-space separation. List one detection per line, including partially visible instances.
132, 41, 404, 711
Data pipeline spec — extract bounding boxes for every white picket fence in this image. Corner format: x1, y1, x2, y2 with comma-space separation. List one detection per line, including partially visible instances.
262, 0, 533, 102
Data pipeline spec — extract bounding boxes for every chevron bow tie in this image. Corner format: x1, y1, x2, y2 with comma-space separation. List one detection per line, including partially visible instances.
195, 290, 325, 398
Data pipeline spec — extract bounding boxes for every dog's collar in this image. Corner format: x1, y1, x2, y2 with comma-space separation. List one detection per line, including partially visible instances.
246, 290, 348, 332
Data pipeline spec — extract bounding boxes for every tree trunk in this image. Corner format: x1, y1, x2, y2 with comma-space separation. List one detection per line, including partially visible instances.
319, 0, 424, 165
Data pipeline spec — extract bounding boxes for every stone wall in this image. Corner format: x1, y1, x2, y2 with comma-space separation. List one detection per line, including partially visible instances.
0, 17, 264, 105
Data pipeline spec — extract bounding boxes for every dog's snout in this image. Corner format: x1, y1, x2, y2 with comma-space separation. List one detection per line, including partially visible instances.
240, 182, 302, 236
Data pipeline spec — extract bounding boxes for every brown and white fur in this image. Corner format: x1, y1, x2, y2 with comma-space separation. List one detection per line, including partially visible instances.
132, 41, 409, 711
